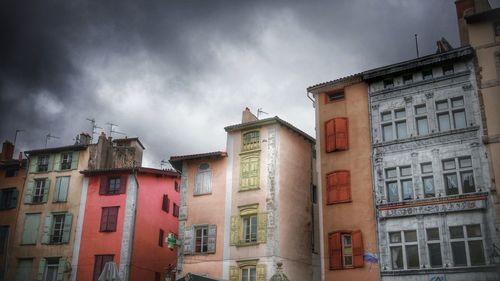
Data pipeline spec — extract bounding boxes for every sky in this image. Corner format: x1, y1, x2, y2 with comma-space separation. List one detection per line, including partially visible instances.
1, 0, 499, 168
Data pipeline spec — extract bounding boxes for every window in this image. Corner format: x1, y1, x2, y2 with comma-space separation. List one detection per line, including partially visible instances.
37, 155, 49, 172
38, 258, 62, 281
403, 74, 413, 84
436, 96, 467, 131
325, 118, 348, 152
241, 267, 256, 281
381, 109, 407, 142
53, 177, 70, 203
184, 224, 217, 255
173, 203, 179, 217
100, 207, 119, 232
242, 131, 260, 151
195, 163, 212, 194
230, 206, 266, 246
0, 188, 18, 209
414, 104, 429, 136
0, 226, 8, 255
426, 228, 442, 268
33, 179, 47, 203
421, 163, 435, 198
195, 226, 209, 253
93, 255, 114, 281
311, 185, 317, 204
383, 78, 394, 89
422, 69, 433, 80
159, 229, 164, 247
326, 170, 351, 204
42, 213, 72, 244
495, 22, 500, 36
99, 175, 126, 195
240, 155, 259, 190
174, 181, 180, 192
5, 168, 18, 177
60, 153, 72, 170
385, 166, 413, 202
442, 156, 475, 195
443, 64, 454, 75
326, 91, 345, 103
230, 263, 265, 281
389, 230, 419, 269
15, 259, 33, 281
21, 213, 40, 245
162, 194, 170, 213
449, 224, 485, 266
328, 230, 363, 269
243, 215, 257, 243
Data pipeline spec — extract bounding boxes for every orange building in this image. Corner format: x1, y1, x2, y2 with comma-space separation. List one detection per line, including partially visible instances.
308, 75, 379, 281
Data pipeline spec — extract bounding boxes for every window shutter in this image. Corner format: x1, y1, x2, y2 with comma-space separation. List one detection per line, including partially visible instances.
58, 177, 70, 202
229, 266, 239, 281
159, 229, 164, 247
62, 213, 72, 243
48, 154, 55, 171
108, 207, 118, 231
71, 151, 79, 170
256, 264, 266, 281
42, 179, 50, 203
352, 230, 364, 268
37, 258, 46, 281
56, 258, 65, 281
100, 208, 109, 232
119, 175, 127, 194
326, 172, 339, 204
257, 213, 267, 243
183, 225, 194, 255
329, 232, 342, 270
334, 118, 349, 150
9, 188, 19, 208
54, 177, 62, 202
22, 214, 40, 244
93, 256, 103, 281
325, 119, 336, 152
53, 153, 61, 171
24, 181, 34, 204
29, 156, 38, 172
230, 216, 240, 246
162, 195, 169, 212
338, 171, 351, 202
99, 176, 108, 195
42, 214, 52, 244
207, 224, 217, 253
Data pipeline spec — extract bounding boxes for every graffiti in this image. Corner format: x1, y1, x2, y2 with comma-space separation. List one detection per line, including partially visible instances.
380, 199, 485, 218
429, 274, 445, 281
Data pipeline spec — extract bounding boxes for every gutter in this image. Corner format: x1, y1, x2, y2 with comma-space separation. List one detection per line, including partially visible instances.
127, 166, 139, 281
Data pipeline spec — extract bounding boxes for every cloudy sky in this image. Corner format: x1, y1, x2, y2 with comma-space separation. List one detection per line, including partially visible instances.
1, 0, 499, 167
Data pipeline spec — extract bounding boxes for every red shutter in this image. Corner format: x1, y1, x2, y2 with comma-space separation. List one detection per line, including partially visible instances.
326, 172, 339, 204
100, 208, 109, 232
99, 176, 108, 195
159, 229, 164, 247
352, 230, 364, 268
108, 207, 118, 231
334, 118, 348, 150
119, 175, 128, 194
329, 232, 342, 270
325, 119, 336, 152
162, 195, 169, 212
337, 171, 351, 202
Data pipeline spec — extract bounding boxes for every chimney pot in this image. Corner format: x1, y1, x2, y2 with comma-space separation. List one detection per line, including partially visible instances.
2, 141, 14, 161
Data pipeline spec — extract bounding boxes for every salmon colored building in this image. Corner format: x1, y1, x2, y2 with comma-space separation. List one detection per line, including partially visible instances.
308, 75, 379, 281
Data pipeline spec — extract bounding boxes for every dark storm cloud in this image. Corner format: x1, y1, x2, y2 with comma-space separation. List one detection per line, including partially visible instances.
1, 0, 496, 166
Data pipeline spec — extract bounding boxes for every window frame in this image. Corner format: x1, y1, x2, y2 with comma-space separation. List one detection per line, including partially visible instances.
49, 214, 65, 244
93, 255, 114, 281
442, 156, 475, 195
37, 155, 49, 172
420, 162, 435, 198
194, 225, 209, 254
100, 206, 119, 232
195, 163, 212, 195
242, 215, 258, 244
449, 224, 486, 267
173, 203, 179, 217
381, 109, 407, 142
241, 266, 257, 281
325, 91, 345, 103
389, 230, 420, 270
385, 166, 414, 202
426, 227, 443, 268
435, 96, 467, 132
33, 179, 46, 203
241, 130, 260, 152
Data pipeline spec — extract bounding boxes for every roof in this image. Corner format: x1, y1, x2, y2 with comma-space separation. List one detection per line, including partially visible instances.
0, 159, 27, 169
169, 151, 227, 162
307, 73, 363, 93
112, 137, 145, 150
465, 7, 500, 23
224, 116, 315, 144
25, 144, 88, 156
81, 167, 179, 177
177, 273, 228, 281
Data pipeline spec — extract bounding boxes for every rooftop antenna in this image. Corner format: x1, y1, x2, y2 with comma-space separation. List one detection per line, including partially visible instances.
45, 133, 60, 148
86, 118, 103, 143
257, 108, 268, 119
13, 129, 24, 147
415, 34, 420, 58
160, 160, 169, 170
106, 122, 126, 138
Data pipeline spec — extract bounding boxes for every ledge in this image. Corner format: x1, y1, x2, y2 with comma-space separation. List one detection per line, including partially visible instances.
381, 264, 499, 276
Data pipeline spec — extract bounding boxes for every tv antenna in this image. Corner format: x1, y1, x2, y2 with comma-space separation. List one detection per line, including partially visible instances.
160, 160, 170, 170
106, 122, 126, 138
45, 133, 60, 148
13, 129, 24, 147
415, 34, 420, 58
257, 108, 268, 119
86, 118, 103, 143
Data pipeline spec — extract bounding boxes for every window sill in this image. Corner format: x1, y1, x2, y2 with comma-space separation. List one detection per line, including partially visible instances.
20, 243, 36, 246
381, 264, 498, 275
239, 149, 261, 156
329, 266, 356, 270
99, 230, 117, 233
52, 201, 67, 204
193, 192, 212, 197
26, 202, 47, 205
235, 241, 262, 247
239, 187, 260, 193
326, 200, 352, 205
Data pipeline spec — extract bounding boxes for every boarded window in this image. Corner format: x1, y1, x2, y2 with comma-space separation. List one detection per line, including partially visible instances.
326, 171, 351, 204
100, 207, 119, 232
325, 118, 348, 152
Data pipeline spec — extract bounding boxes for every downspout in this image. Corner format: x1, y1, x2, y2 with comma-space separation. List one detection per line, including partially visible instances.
127, 167, 139, 281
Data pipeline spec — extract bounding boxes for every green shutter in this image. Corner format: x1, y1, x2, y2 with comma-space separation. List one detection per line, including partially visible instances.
53, 177, 61, 202
56, 258, 65, 281
37, 258, 47, 281
42, 179, 50, 203
29, 156, 38, 173
62, 213, 72, 243
53, 153, 61, 171
48, 154, 55, 171
257, 213, 267, 243
229, 266, 239, 281
22, 214, 40, 244
71, 151, 79, 170
24, 181, 34, 204
9, 189, 19, 208
230, 216, 240, 246
42, 214, 52, 244
53, 177, 69, 202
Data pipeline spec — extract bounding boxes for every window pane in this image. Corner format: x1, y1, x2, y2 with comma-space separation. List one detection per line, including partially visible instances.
438, 113, 451, 131
389, 232, 401, 243
383, 124, 393, 141
396, 121, 407, 139
444, 174, 459, 195
386, 168, 397, 179
466, 225, 482, 238
449, 226, 464, 239
426, 228, 440, 240
395, 109, 406, 119
453, 110, 466, 129
461, 171, 475, 193
423, 69, 433, 80
416, 117, 429, 135
249, 268, 256, 281
404, 230, 417, 242
400, 166, 412, 177
428, 243, 443, 267
402, 180, 413, 200
387, 182, 399, 202
443, 160, 456, 170
451, 242, 467, 266
384, 79, 394, 88
391, 246, 404, 269
436, 100, 448, 110
423, 177, 435, 198
443, 65, 454, 75
451, 97, 464, 108
403, 74, 413, 84
421, 163, 432, 173
459, 157, 472, 168
405, 245, 420, 268
381, 112, 392, 121
468, 240, 485, 266
415, 105, 426, 115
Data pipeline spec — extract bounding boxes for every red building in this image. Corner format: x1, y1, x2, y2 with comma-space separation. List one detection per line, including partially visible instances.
74, 167, 180, 281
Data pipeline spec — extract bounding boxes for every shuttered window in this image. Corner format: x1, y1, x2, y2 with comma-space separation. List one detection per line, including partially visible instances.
99, 175, 127, 195
240, 155, 259, 190
93, 255, 114, 281
325, 118, 349, 152
26, 179, 50, 204
173, 203, 179, 217
21, 213, 40, 245
326, 171, 351, 204
42, 213, 72, 244
162, 194, 170, 213
100, 207, 119, 232
36, 257, 64, 281
53, 177, 70, 202
14, 259, 33, 281
0, 226, 9, 255
184, 224, 217, 255
329, 230, 363, 270
159, 229, 164, 247
0, 188, 18, 209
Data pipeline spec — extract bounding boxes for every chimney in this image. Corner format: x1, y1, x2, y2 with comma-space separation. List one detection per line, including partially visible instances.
242, 107, 258, 124
79, 132, 91, 145
2, 141, 14, 161
455, 0, 491, 46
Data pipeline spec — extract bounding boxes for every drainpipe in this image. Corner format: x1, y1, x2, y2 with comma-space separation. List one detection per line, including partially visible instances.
126, 166, 139, 281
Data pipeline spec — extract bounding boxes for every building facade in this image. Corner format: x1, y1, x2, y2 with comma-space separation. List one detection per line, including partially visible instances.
364, 46, 499, 280
308, 75, 380, 281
